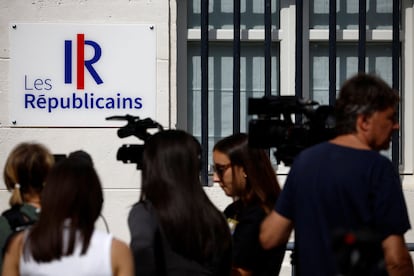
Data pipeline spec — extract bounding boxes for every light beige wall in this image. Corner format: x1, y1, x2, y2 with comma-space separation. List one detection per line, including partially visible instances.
0, 0, 232, 244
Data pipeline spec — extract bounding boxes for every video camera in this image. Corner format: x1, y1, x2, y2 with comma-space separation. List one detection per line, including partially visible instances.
332, 228, 386, 275
106, 115, 164, 169
248, 95, 336, 166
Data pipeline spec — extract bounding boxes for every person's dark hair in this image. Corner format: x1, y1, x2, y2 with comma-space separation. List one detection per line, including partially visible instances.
68, 150, 94, 166
23, 154, 103, 262
213, 133, 281, 213
140, 129, 231, 264
335, 73, 399, 135
3, 142, 54, 207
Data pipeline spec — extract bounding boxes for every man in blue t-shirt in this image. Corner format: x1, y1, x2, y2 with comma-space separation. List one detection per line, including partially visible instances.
260, 73, 414, 276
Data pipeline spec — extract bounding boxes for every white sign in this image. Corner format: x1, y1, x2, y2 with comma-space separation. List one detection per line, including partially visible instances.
9, 23, 156, 127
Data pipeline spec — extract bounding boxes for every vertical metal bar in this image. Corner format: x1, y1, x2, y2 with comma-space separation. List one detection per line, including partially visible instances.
295, 0, 303, 100
329, 0, 337, 105
358, 0, 366, 72
291, 1, 304, 273
392, 0, 400, 170
265, 0, 271, 97
201, 0, 209, 185
233, 0, 241, 133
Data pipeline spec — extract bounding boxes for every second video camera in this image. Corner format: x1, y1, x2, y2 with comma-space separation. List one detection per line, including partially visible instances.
248, 95, 336, 166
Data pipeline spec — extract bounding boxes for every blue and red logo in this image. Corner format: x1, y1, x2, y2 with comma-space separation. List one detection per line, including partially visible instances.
64, 34, 103, 90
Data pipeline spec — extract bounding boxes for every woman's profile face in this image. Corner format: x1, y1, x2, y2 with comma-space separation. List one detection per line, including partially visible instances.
212, 150, 246, 197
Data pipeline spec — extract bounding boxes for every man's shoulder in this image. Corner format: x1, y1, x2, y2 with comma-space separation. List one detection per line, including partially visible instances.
294, 141, 332, 161
304, 141, 332, 152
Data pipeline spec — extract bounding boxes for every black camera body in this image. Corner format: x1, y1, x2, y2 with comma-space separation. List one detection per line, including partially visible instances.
248, 96, 336, 166
106, 115, 163, 169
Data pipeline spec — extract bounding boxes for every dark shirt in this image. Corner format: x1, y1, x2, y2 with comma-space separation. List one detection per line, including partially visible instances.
276, 142, 411, 276
225, 200, 286, 275
128, 201, 231, 276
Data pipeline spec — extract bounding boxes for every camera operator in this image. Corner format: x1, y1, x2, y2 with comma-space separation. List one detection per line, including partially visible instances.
259, 73, 414, 275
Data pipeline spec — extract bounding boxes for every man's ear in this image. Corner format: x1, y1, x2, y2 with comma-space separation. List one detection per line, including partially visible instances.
356, 114, 370, 132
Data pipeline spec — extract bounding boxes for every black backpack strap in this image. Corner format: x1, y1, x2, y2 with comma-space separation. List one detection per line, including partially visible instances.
2, 206, 35, 232
2, 206, 36, 258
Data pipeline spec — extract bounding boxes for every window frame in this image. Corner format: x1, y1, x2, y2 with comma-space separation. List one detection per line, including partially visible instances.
176, 0, 414, 178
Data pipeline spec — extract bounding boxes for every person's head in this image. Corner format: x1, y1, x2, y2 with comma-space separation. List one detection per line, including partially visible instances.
68, 150, 94, 166
140, 129, 230, 261
335, 73, 400, 151
41, 153, 102, 229
213, 133, 280, 211
140, 129, 202, 204
3, 142, 54, 207
25, 152, 103, 261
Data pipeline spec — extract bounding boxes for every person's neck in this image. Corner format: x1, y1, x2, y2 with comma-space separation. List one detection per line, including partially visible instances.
330, 133, 371, 150
23, 193, 41, 209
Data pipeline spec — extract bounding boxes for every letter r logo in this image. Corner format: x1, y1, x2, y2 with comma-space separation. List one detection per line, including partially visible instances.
64, 34, 103, 90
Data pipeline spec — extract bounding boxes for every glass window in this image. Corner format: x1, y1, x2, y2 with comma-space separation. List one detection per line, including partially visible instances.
187, 42, 279, 165
186, 0, 281, 167
309, 43, 393, 104
184, 0, 401, 169
310, 0, 393, 30
188, 0, 280, 30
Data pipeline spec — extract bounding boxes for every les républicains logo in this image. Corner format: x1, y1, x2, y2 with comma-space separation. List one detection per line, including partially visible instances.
64, 33, 103, 90
23, 33, 143, 113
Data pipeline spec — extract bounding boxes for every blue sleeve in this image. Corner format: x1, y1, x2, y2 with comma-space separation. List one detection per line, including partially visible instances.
275, 161, 299, 220
372, 157, 411, 238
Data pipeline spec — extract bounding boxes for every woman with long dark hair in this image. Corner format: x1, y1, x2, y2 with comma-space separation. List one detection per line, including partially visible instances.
128, 129, 232, 275
213, 133, 286, 276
